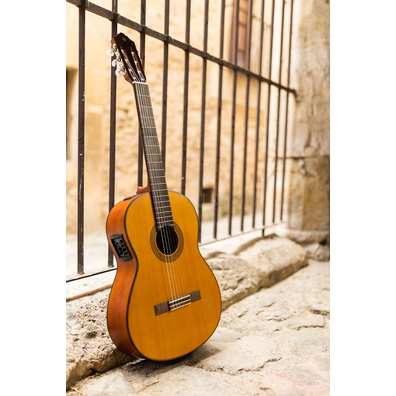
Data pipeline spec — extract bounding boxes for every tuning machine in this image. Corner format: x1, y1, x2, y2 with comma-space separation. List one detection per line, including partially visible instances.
106, 44, 118, 57
115, 65, 126, 77
112, 55, 122, 67
107, 45, 126, 77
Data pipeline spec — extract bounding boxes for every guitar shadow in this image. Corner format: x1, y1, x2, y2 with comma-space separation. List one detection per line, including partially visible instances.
120, 341, 223, 377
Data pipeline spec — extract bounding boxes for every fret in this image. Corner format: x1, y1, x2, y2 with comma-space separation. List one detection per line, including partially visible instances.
155, 214, 173, 220
156, 204, 171, 209
157, 218, 174, 224
155, 208, 172, 213
151, 200, 169, 207
157, 212, 172, 218
157, 223, 175, 228
152, 195, 172, 203
154, 208, 172, 213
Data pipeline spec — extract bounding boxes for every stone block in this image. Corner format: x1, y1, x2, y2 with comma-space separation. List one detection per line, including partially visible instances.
208, 254, 262, 311
238, 236, 308, 288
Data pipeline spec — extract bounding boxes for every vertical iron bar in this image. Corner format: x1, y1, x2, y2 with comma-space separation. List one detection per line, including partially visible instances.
181, 0, 191, 195
213, 0, 226, 239
240, 0, 254, 232
280, 0, 294, 220
240, 85, 249, 232
107, 0, 118, 268
198, 0, 209, 243
77, 4, 86, 275
161, 0, 170, 172
272, 0, 286, 223
262, 0, 276, 237
228, 0, 240, 236
138, 0, 146, 187
252, 0, 266, 229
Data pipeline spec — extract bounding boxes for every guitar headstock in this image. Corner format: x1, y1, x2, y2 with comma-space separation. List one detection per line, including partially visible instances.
109, 33, 146, 84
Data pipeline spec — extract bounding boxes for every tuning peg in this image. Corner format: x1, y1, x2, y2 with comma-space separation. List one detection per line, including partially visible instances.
115, 66, 126, 77
112, 59, 117, 67
106, 49, 114, 57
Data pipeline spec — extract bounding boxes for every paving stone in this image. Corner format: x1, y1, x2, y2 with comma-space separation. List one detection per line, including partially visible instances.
309, 303, 330, 316
67, 259, 330, 396
289, 333, 329, 356
259, 309, 292, 321
260, 354, 330, 396
286, 315, 325, 330
78, 371, 133, 396
189, 335, 282, 374
209, 326, 245, 343
137, 365, 247, 396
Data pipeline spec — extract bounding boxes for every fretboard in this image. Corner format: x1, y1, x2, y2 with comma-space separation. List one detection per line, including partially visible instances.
133, 82, 174, 229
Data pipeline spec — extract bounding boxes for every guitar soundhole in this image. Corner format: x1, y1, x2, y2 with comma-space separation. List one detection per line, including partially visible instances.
156, 226, 179, 255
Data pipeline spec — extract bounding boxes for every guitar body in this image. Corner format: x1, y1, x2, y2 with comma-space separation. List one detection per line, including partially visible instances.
106, 191, 222, 361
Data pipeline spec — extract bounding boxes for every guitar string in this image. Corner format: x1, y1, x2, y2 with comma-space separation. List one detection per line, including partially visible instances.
136, 82, 177, 301
140, 81, 183, 302
120, 47, 181, 302
135, 82, 182, 301
139, 82, 183, 301
134, 82, 175, 301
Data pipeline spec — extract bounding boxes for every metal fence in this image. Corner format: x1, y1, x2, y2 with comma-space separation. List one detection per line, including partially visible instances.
66, 0, 296, 281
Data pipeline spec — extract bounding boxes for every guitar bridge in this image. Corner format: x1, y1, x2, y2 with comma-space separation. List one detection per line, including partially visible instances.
168, 295, 192, 311
154, 290, 201, 316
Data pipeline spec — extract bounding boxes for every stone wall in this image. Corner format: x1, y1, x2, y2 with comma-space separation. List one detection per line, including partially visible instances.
285, 0, 330, 241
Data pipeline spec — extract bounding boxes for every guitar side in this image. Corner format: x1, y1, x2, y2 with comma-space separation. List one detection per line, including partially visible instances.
106, 196, 143, 358
106, 191, 222, 361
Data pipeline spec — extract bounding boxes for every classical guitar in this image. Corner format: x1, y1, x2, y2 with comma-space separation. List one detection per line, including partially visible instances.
106, 33, 221, 361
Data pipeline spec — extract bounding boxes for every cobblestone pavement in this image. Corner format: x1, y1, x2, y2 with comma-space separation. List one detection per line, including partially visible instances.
67, 259, 329, 396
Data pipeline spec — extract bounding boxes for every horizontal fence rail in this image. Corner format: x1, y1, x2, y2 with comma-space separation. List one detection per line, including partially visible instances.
66, 0, 295, 282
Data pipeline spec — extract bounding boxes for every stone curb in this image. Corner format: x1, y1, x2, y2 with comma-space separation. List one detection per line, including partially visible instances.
66, 234, 307, 390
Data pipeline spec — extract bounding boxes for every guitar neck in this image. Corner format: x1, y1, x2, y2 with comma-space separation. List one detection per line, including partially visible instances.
133, 82, 174, 230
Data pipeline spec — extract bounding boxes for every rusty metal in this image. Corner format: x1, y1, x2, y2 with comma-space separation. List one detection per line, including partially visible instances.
181, 0, 191, 195
107, 0, 118, 268
198, 0, 210, 244
280, 0, 295, 220
77, 5, 85, 275
262, 0, 276, 237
